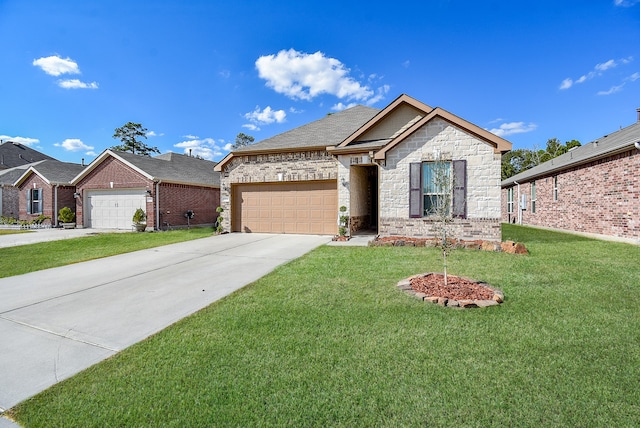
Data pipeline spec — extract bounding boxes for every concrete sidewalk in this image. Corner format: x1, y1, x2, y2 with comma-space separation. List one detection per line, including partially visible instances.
0, 227, 128, 248
0, 232, 330, 425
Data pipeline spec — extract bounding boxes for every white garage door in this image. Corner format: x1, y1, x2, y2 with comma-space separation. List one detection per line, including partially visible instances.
87, 189, 147, 229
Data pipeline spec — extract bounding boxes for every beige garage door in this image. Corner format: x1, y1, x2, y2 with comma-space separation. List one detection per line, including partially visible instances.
233, 181, 337, 235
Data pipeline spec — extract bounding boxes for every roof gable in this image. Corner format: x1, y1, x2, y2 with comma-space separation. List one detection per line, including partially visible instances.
72, 150, 219, 187
14, 160, 85, 187
331, 94, 512, 158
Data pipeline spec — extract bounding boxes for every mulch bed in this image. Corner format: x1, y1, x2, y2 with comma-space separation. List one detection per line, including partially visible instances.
397, 272, 504, 308
410, 273, 494, 300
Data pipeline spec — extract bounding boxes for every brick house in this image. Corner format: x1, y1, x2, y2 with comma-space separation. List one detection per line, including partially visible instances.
501, 111, 640, 244
71, 150, 220, 230
0, 141, 56, 219
215, 94, 512, 240
13, 160, 85, 226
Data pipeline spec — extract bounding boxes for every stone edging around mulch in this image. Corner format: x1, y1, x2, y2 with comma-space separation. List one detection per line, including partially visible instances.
397, 273, 505, 309
370, 237, 528, 254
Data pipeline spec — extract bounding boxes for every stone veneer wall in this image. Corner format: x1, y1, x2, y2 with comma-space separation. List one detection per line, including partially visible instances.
378, 117, 503, 241
219, 150, 338, 232
501, 149, 640, 242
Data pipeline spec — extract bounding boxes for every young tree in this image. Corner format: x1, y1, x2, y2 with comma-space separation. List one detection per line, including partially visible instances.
426, 157, 455, 287
112, 122, 160, 156
232, 132, 255, 149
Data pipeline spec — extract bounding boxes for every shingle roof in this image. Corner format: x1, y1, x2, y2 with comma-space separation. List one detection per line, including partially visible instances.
13, 160, 85, 186
502, 120, 640, 187
95, 150, 220, 187
0, 142, 55, 169
0, 162, 42, 185
233, 105, 381, 153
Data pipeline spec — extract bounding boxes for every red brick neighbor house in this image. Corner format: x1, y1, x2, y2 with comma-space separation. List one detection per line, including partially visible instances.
502, 111, 640, 245
13, 160, 86, 227
71, 150, 220, 230
215, 94, 512, 240
0, 141, 56, 219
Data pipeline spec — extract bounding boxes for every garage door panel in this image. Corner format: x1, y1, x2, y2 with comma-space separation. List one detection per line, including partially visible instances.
87, 190, 146, 229
233, 181, 336, 235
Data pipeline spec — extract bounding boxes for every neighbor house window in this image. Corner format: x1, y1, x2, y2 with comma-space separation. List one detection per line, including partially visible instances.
409, 160, 466, 218
27, 188, 43, 214
553, 176, 558, 201
507, 187, 514, 214
531, 181, 536, 213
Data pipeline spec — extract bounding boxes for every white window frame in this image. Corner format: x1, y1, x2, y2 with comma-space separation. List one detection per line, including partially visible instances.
531, 181, 536, 213
507, 187, 514, 214
553, 176, 558, 201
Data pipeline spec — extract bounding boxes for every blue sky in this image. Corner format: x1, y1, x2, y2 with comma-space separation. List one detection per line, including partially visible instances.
1, 0, 639, 164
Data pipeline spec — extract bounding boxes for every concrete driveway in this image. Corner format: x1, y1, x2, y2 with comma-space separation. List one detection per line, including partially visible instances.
0, 232, 330, 414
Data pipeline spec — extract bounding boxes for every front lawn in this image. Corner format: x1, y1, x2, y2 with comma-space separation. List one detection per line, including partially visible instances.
0, 227, 214, 278
9, 225, 640, 427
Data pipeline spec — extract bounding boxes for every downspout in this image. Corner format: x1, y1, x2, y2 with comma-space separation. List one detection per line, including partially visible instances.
155, 180, 161, 231
54, 184, 59, 227
514, 181, 521, 225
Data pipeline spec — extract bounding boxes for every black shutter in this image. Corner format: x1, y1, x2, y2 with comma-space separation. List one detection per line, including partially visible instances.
452, 160, 467, 218
409, 162, 422, 218
26, 189, 32, 214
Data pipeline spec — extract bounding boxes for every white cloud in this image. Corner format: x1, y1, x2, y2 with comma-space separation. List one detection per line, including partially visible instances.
255, 49, 375, 102
242, 124, 260, 131
174, 137, 228, 160
223, 143, 234, 151
57, 79, 98, 89
559, 78, 573, 90
614, 0, 640, 6
560, 57, 633, 90
244, 106, 286, 125
54, 138, 94, 152
147, 131, 164, 137
597, 84, 624, 95
402, 60, 411, 69
597, 72, 640, 95
331, 102, 358, 111
0, 135, 39, 146
488, 122, 537, 137
33, 54, 98, 89
33, 55, 80, 76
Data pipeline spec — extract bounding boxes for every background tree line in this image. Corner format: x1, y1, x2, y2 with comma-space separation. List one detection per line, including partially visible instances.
502, 138, 580, 180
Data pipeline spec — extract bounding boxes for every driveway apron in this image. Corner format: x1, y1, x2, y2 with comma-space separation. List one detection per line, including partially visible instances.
0, 233, 330, 411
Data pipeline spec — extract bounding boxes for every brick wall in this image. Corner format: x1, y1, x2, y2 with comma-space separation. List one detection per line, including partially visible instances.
157, 182, 219, 228
15, 174, 76, 224
1, 186, 19, 218
502, 149, 640, 241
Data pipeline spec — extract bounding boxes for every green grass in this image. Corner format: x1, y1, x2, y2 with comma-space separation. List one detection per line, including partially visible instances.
0, 228, 214, 278
0, 229, 32, 236
9, 224, 640, 427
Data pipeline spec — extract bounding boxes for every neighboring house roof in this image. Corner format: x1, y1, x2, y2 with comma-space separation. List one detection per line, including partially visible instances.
334, 94, 513, 159
72, 150, 220, 187
214, 105, 380, 171
0, 141, 55, 170
502, 120, 640, 187
13, 160, 85, 187
0, 162, 44, 186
